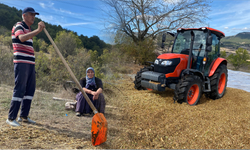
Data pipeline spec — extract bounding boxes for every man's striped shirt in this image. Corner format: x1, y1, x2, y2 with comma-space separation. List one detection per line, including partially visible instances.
12, 21, 35, 64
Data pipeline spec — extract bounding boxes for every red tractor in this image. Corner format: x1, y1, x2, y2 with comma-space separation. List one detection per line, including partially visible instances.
134, 27, 227, 105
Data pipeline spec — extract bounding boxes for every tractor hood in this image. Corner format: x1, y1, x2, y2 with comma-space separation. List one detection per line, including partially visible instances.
157, 53, 189, 60
154, 53, 189, 77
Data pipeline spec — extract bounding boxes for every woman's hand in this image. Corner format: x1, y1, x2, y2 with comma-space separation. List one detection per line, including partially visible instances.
83, 87, 102, 100
92, 91, 99, 100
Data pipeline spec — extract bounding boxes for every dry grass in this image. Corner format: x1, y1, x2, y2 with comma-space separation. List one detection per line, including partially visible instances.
1, 71, 250, 149
0, 81, 125, 149
115, 77, 250, 149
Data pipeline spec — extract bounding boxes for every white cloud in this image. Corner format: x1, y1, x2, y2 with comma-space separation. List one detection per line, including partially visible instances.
59, 8, 74, 15
224, 27, 228, 29
37, 15, 58, 24
37, 14, 94, 27
39, 2, 76, 15
39, 2, 54, 9
39, 3, 45, 9
62, 22, 91, 27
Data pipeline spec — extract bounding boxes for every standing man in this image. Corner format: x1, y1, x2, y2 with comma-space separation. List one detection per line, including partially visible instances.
6, 7, 45, 127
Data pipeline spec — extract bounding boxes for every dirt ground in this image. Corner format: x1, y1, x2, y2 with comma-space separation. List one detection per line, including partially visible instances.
1, 67, 250, 149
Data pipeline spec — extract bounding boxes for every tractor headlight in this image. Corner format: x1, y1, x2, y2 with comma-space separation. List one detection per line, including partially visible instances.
154, 59, 159, 65
161, 60, 172, 66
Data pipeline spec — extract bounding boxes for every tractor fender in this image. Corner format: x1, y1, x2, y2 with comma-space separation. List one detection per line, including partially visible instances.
208, 58, 227, 77
181, 69, 204, 81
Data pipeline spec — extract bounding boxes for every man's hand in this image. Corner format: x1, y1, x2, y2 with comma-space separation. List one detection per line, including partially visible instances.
37, 21, 45, 32
19, 21, 46, 42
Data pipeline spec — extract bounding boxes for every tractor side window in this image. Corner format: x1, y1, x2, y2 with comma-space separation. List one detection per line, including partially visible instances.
204, 33, 220, 75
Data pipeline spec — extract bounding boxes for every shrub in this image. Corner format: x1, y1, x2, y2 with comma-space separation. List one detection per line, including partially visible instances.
2, 36, 12, 49
67, 48, 91, 80
220, 50, 227, 58
115, 32, 157, 64
35, 51, 55, 91
53, 31, 82, 58
227, 48, 250, 70
0, 48, 14, 85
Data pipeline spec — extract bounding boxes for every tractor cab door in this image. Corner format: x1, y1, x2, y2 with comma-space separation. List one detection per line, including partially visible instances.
172, 30, 207, 70
204, 33, 221, 76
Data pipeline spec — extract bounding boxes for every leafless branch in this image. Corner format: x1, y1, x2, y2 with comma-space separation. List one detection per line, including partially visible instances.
101, 0, 211, 44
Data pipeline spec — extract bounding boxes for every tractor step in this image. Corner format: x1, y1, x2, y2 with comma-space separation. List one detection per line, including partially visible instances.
203, 77, 211, 92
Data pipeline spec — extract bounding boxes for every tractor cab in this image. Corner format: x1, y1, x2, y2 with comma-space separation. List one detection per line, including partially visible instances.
167, 27, 225, 75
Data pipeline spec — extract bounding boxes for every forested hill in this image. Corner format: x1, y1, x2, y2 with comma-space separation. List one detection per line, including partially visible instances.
0, 3, 110, 53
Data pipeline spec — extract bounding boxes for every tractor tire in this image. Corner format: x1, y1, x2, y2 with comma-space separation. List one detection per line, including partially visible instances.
134, 66, 153, 90
174, 75, 203, 106
206, 64, 227, 100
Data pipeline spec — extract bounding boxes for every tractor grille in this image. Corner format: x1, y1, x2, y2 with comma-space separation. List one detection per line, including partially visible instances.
154, 58, 180, 74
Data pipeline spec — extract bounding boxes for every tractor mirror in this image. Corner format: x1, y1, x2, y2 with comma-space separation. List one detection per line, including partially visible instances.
167, 32, 176, 37
207, 35, 212, 46
162, 34, 166, 42
206, 45, 212, 52
161, 42, 165, 48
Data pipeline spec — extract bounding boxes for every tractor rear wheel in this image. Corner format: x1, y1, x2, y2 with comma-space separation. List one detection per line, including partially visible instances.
174, 75, 202, 106
134, 66, 153, 90
207, 64, 228, 99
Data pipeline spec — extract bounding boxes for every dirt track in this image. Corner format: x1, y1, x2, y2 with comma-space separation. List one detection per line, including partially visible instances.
0, 75, 250, 149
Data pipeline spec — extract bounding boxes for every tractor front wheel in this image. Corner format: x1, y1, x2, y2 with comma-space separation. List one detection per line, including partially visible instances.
134, 66, 153, 90
174, 75, 202, 106
206, 64, 228, 99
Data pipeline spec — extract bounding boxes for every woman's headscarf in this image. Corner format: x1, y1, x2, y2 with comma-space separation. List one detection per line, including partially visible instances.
85, 67, 96, 89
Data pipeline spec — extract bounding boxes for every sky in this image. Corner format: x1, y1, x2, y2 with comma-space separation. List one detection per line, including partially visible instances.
1, 0, 250, 43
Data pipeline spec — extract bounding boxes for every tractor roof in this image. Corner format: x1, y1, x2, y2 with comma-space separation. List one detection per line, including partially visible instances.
177, 27, 225, 38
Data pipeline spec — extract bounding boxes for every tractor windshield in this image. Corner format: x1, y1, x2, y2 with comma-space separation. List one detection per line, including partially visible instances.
172, 30, 207, 57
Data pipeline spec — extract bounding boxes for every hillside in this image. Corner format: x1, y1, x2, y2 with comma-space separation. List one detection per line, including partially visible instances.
235, 32, 250, 39
221, 32, 250, 50
0, 74, 250, 149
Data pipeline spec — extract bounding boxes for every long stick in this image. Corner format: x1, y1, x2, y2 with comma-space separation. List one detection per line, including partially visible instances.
43, 28, 98, 114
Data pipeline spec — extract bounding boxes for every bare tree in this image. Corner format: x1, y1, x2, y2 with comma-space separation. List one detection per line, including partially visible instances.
102, 0, 211, 44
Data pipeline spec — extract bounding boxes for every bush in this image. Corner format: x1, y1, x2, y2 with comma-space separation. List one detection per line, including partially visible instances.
2, 36, 12, 49
67, 48, 91, 80
220, 50, 227, 58
33, 37, 48, 52
227, 48, 250, 70
53, 31, 82, 57
115, 32, 157, 64
35, 51, 55, 91
0, 48, 14, 85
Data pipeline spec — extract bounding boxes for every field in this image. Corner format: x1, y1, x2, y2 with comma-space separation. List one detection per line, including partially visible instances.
1, 72, 250, 149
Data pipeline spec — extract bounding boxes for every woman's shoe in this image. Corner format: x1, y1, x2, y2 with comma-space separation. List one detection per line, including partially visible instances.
82, 113, 94, 117
76, 112, 81, 117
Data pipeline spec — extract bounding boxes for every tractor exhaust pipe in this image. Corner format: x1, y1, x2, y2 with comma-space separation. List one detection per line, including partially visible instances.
187, 31, 195, 70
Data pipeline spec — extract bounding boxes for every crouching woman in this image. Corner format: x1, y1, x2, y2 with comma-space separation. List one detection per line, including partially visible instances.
75, 67, 105, 116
